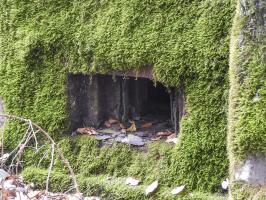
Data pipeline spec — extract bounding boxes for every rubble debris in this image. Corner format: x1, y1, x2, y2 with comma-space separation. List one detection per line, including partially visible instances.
0, 168, 100, 200
125, 177, 140, 186
221, 178, 229, 190
135, 131, 149, 137
0, 169, 10, 181
73, 116, 178, 147
122, 134, 144, 146
121, 128, 127, 133
98, 129, 120, 135
115, 134, 127, 143
171, 185, 186, 195
95, 135, 112, 140
145, 180, 159, 196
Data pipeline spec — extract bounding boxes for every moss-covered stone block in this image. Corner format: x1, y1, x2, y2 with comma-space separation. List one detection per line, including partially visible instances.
0, 0, 237, 193
22, 167, 227, 200
22, 167, 71, 193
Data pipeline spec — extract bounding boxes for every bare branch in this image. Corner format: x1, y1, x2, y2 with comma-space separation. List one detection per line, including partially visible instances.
46, 144, 55, 193
0, 114, 80, 193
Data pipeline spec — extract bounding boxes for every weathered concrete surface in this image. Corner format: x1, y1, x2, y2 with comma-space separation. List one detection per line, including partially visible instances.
0, 97, 5, 128
235, 155, 266, 185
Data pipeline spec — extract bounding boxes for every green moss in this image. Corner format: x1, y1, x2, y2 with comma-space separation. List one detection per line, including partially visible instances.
229, 0, 266, 162
22, 166, 227, 200
22, 167, 71, 192
0, 0, 235, 192
128, 141, 173, 184
54, 136, 174, 185
230, 182, 266, 200
228, 0, 266, 198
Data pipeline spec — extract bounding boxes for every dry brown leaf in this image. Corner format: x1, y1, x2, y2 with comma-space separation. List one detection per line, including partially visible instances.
167, 133, 176, 139
1, 188, 11, 200
77, 127, 98, 135
156, 130, 173, 137
104, 118, 119, 128
119, 123, 126, 129
108, 118, 119, 124
141, 122, 153, 129
126, 121, 137, 132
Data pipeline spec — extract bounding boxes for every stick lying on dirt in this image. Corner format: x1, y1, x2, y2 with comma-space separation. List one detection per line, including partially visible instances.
0, 114, 80, 194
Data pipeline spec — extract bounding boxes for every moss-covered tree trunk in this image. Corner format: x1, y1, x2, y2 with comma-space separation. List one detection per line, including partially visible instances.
228, 0, 266, 199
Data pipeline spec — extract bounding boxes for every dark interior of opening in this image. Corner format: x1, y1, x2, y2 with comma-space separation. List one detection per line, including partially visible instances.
67, 73, 182, 133
146, 81, 171, 117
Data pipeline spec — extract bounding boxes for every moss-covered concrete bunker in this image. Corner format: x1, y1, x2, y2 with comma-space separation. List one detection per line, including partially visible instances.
0, 0, 265, 199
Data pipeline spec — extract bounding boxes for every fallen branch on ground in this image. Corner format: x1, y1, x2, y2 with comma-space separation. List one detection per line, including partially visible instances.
0, 114, 80, 194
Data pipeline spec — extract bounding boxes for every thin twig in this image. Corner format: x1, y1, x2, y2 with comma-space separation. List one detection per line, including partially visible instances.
9, 128, 33, 173
46, 144, 55, 193
0, 114, 80, 193
29, 120, 39, 150
0, 126, 4, 168
37, 147, 49, 167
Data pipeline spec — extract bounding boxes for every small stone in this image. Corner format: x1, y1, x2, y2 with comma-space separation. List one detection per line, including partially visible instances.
121, 129, 127, 133
98, 129, 120, 134
171, 185, 185, 195
112, 132, 120, 137
84, 197, 100, 200
125, 177, 140, 186
0, 169, 10, 181
221, 178, 229, 190
166, 137, 178, 144
95, 135, 111, 140
235, 155, 266, 185
122, 134, 144, 146
135, 131, 149, 137
145, 180, 159, 196
115, 134, 126, 142
3, 179, 16, 190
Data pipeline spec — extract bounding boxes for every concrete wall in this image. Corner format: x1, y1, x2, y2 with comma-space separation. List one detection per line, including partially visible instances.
229, 0, 266, 198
